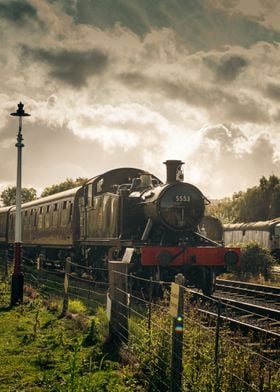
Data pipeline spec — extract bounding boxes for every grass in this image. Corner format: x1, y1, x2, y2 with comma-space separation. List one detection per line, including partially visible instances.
1, 265, 279, 391
127, 299, 280, 392
0, 282, 142, 391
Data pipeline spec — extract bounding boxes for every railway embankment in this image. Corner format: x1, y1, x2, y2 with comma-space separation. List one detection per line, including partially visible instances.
1, 256, 280, 391
0, 282, 138, 391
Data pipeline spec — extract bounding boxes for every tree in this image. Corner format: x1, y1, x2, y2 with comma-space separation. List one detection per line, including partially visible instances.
1, 186, 37, 206
206, 197, 237, 223
41, 177, 88, 197
207, 174, 280, 224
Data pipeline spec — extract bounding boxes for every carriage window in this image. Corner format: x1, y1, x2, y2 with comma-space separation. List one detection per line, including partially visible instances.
52, 203, 59, 226
88, 185, 92, 198
61, 200, 70, 226
96, 179, 104, 193
69, 202, 73, 222
88, 185, 93, 207
9, 215, 13, 229
23, 210, 27, 227
45, 205, 50, 228
28, 209, 36, 226
0, 215, 6, 232
38, 207, 43, 228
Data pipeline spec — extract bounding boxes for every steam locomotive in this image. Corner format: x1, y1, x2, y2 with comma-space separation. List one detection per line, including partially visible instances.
0, 160, 240, 295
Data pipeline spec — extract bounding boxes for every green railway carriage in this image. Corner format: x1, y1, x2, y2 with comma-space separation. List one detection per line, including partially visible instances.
0, 167, 159, 255
8, 187, 80, 247
223, 219, 280, 258
0, 206, 13, 245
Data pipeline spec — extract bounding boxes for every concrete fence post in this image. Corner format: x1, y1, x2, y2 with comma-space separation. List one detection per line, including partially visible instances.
36, 254, 43, 290
108, 261, 128, 346
214, 300, 222, 392
61, 257, 71, 317
170, 273, 185, 392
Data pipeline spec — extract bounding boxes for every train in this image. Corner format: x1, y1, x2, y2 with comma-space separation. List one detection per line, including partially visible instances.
223, 219, 280, 259
0, 160, 240, 295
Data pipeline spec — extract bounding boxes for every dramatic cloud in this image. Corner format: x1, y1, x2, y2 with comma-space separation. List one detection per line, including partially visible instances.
185, 124, 280, 197
204, 54, 248, 82
21, 46, 110, 87
205, 0, 280, 31
0, 0, 37, 23
118, 71, 269, 124
265, 83, 280, 101
68, 0, 280, 51
0, 0, 280, 200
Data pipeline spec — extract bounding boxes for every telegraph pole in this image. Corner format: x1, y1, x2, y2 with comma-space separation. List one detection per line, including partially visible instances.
10, 102, 30, 306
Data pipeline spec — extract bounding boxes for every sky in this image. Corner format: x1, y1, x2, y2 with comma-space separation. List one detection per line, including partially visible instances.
0, 0, 280, 200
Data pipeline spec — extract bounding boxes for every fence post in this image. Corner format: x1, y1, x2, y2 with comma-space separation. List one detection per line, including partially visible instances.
0, 250, 3, 280
36, 253, 43, 271
3, 249, 8, 281
170, 273, 185, 392
128, 272, 133, 318
214, 300, 221, 392
108, 261, 128, 346
148, 276, 153, 331
36, 254, 43, 290
61, 257, 71, 317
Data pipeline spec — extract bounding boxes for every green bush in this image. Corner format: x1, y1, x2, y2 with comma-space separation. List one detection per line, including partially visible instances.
233, 242, 276, 280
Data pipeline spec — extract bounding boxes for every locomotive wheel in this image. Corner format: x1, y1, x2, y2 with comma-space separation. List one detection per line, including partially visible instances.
201, 267, 216, 296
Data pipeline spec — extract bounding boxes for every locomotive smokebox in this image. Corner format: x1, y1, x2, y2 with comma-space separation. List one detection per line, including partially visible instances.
164, 160, 184, 183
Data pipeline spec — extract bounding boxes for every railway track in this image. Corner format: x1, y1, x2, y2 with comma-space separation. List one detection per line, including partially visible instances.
215, 279, 280, 310
189, 294, 279, 362
189, 279, 280, 359
193, 293, 280, 334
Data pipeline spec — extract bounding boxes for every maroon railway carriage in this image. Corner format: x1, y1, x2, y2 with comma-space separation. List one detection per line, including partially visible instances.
0, 161, 240, 295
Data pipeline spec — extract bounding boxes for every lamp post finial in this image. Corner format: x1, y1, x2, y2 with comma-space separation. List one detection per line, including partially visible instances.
10, 102, 30, 117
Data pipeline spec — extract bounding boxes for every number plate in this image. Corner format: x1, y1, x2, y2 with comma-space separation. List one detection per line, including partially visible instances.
174, 195, 191, 202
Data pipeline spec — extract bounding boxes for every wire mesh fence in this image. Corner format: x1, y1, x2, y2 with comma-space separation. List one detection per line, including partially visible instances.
0, 250, 279, 391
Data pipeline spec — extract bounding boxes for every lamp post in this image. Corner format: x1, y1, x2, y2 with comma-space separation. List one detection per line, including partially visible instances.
10, 102, 30, 306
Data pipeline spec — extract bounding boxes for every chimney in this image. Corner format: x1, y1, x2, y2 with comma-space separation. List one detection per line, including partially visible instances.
163, 160, 184, 183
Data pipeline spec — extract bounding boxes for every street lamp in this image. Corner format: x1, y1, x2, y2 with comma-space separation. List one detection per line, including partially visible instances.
10, 102, 30, 306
